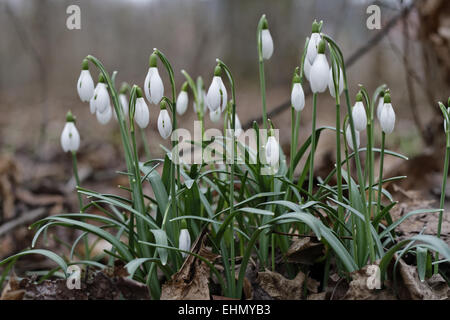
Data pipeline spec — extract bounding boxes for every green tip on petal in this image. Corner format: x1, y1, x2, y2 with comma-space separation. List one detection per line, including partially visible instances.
82, 59, 89, 70
66, 110, 76, 123
214, 65, 222, 77
181, 219, 188, 229
317, 40, 326, 54
384, 91, 391, 103
98, 73, 106, 83
262, 18, 269, 30
312, 20, 320, 33
136, 87, 143, 98
149, 53, 158, 68
160, 100, 167, 110
356, 91, 363, 102
293, 73, 301, 83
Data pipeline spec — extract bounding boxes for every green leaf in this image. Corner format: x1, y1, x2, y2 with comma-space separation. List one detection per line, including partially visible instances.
0, 249, 68, 276
150, 229, 169, 265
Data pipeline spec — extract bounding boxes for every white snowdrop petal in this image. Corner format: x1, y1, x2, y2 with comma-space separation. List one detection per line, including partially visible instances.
206, 77, 221, 112
77, 70, 95, 102
291, 83, 305, 111
61, 122, 80, 153
158, 109, 172, 139
265, 136, 279, 167
310, 54, 329, 93
380, 103, 396, 134
376, 97, 384, 121
179, 229, 191, 258
219, 79, 228, 112
209, 107, 221, 123
352, 101, 367, 131
345, 125, 360, 151
144, 67, 154, 102
93, 83, 110, 114
96, 104, 112, 125
304, 59, 312, 82
134, 97, 150, 129
150, 69, 164, 104
119, 94, 129, 117
328, 67, 344, 98
306, 33, 321, 65
261, 29, 274, 60
89, 96, 96, 114
177, 91, 189, 115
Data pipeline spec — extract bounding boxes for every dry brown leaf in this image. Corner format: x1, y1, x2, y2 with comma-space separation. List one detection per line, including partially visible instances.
161, 230, 218, 300
1, 272, 25, 300
286, 237, 324, 265
343, 263, 397, 300
397, 259, 448, 300
257, 269, 305, 300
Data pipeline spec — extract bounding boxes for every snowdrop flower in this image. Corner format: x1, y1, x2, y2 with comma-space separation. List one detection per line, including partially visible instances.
380, 92, 396, 134
89, 95, 96, 114
179, 221, 191, 258
306, 20, 322, 65
265, 132, 279, 167
304, 59, 312, 82
376, 91, 385, 121
91, 74, 110, 114
144, 53, 164, 104
206, 65, 227, 112
77, 59, 94, 102
291, 72, 305, 111
96, 104, 112, 125
176, 82, 189, 116
61, 111, 80, 153
310, 40, 329, 93
209, 107, 221, 123
345, 125, 360, 151
352, 92, 367, 131
114, 84, 129, 120
328, 66, 344, 98
261, 19, 274, 60
158, 101, 172, 139
134, 88, 150, 129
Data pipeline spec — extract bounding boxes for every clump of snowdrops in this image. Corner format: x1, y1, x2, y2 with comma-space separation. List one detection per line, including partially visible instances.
1, 16, 450, 299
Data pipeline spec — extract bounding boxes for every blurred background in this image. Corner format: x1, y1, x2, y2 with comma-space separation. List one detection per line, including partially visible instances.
0, 0, 449, 263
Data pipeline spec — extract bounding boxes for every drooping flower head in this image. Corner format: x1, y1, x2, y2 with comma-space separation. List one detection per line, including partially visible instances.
144, 53, 164, 105
310, 39, 329, 93
265, 120, 279, 167
134, 87, 150, 129
352, 91, 367, 131
345, 124, 360, 151
206, 65, 227, 112
291, 70, 305, 112
328, 66, 344, 98
179, 220, 191, 258
260, 17, 274, 60
376, 90, 385, 121
77, 59, 94, 102
380, 91, 396, 134
92, 73, 110, 114
306, 20, 322, 65
176, 82, 189, 116
158, 100, 172, 139
61, 111, 80, 153
96, 104, 112, 125
209, 106, 221, 123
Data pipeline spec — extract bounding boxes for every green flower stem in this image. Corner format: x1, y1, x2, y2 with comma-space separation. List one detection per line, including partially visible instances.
71, 151, 89, 259
308, 93, 318, 197
335, 103, 344, 231
257, 15, 268, 129
435, 129, 450, 274
377, 132, 385, 231
154, 49, 180, 238
323, 35, 376, 263
216, 58, 237, 298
